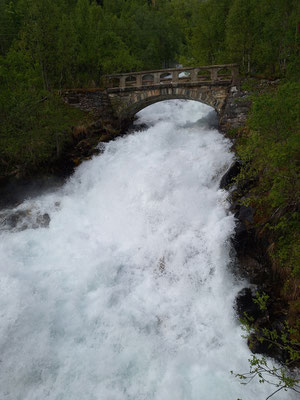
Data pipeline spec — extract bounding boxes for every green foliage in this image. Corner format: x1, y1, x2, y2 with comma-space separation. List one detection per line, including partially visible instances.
235, 82, 300, 277
0, 0, 183, 177
180, 0, 231, 65
1, 0, 299, 85
232, 354, 300, 399
0, 93, 84, 175
253, 292, 269, 311
233, 293, 300, 399
225, 0, 259, 72
0, 0, 183, 88
180, 0, 300, 76
0, 0, 21, 55
0, 48, 85, 176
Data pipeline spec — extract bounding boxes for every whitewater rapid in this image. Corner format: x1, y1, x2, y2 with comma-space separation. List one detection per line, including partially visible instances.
0, 100, 294, 399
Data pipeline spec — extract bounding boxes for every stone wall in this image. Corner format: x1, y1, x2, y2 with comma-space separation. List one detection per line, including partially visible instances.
219, 85, 251, 132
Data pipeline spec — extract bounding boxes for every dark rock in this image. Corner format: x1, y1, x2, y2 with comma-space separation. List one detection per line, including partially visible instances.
235, 288, 261, 320
231, 218, 256, 258
219, 85, 252, 132
38, 213, 50, 228
90, 120, 104, 130
219, 161, 241, 189
67, 96, 79, 104
3, 210, 28, 229
72, 126, 88, 143
74, 139, 97, 157
232, 221, 248, 253
235, 287, 291, 361
0, 176, 65, 209
223, 79, 294, 363
131, 122, 149, 132
235, 205, 255, 224
248, 333, 269, 354
236, 255, 268, 285
99, 132, 117, 142
231, 204, 256, 264
248, 328, 288, 361
0, 209, 51, 232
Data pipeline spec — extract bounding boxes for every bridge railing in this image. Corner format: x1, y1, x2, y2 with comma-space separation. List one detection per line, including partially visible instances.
106, 64, 239, 89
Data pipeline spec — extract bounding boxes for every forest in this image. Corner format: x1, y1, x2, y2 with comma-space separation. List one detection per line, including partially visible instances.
1, 0, 299, 164
1, 0, 299, 88
0, 0, 300, 395
0, 0, 299, 153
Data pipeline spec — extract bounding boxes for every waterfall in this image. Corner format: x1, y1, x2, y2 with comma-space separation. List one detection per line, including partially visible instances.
0, 100, 294, 399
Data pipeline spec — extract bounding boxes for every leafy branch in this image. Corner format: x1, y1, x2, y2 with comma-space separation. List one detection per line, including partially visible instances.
233, 292, 300, 399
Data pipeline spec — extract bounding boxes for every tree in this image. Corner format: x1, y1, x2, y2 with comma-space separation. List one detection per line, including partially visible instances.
0, 0, 21, 55
183, 0, 232, 65
225, 0, 261, 73
16, 0, 63, 89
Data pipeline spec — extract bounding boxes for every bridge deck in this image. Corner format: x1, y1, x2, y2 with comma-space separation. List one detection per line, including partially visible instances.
106, 64, 239, 90
107, 79, 232, 92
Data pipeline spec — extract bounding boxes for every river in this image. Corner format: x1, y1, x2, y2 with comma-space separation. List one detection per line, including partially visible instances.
0, 100, 294, 399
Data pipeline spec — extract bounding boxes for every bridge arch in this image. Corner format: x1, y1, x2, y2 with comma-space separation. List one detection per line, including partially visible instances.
108, 85, 230, 125
119, 94, 217, 122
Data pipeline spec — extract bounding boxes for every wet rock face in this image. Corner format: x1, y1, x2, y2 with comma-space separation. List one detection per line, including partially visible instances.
231, 206, 270, 287
219, 164, 268, 286
219, 161, 241, 189
0, 176, 65, 209
219, 80, 294, 363
235, 205, 255, 224
220, 174, 291, 362
235, 287, 261, 320
219, 85, 251, 132
0, 209, 50, 232
235, 287, 290, 361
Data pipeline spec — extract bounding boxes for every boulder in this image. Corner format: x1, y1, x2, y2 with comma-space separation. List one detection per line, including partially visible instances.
247, 333, 269, 354
235, 287, 261, 320
235, 204, 255, 224
0, 209, 51, 232
219, 160, 241, 189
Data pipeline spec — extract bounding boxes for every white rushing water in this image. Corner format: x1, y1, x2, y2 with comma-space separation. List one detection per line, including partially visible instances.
0, 100, 295, 400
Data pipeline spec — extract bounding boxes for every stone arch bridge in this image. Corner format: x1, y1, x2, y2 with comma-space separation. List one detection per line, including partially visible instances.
64, 64, 239, 129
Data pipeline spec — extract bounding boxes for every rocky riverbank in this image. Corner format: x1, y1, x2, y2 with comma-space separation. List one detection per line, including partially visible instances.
219, 78, 299, 363
0, 106, 123, 208
220, 161, 292, 361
